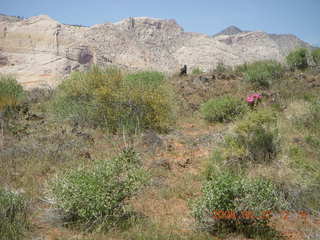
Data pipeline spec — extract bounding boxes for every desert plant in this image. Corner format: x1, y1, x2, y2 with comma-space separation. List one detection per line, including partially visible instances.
0, 75, 24, 113
224, 109, 279, 164
200, 96, 247, 123
311, 48, 320, 66
215, 61, 227, 73
192, 172, 288, 238
286, 48, 309, 71
243, 60, 284, 88
294, 98, 320, 134
234, 62, 248, 73
51, 66, 176, 133
121, 71, 176, 132
0, 188, 30, 240
191, 67, 204, 75
49, 148, 149, 231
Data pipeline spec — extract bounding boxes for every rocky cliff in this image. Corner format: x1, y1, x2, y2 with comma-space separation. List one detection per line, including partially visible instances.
0, 14, 313, 88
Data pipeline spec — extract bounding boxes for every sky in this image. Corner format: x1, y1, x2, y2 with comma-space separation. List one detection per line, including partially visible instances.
1, 0, 319, 45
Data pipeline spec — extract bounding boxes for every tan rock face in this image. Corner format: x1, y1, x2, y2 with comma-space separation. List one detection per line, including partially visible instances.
0, 15, 312, 88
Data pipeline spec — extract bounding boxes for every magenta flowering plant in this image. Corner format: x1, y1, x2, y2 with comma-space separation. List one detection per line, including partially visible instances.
246, 96, 254, 103
246, 93, 262, 105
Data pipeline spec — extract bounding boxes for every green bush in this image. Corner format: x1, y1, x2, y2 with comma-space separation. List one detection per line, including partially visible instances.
51, 66, 176, 133
192, 172, 288, 237
311, 48, 320, 66
286, 48, 309, 70
200, 96, 247, 123
0, 189, 30, 240
225, 109, 279, 164
243, 60, 284, 88
49, 148, 149, 231
191, 67, 204, 75
0, 75, 24, 112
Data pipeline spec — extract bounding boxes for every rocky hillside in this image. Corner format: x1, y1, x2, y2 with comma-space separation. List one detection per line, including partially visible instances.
212, 25, 244, 37
0, 14, 313, 88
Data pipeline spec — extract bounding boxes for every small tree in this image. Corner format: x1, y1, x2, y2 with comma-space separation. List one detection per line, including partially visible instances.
286, 48, 309, 71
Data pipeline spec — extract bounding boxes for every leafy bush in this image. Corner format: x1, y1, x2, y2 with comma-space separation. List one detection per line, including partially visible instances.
286, 48, 309, 71
192, 172, 288, 237
200, 96, 247, 123
49, 148, 149, 230
0, 75, 24, 112
0, 189, 30, 240
243, 60, 284, 88
191, 67, 204, 75
311, 48, 320, 66
225, 109, 279, 164
51, 66, 176, 133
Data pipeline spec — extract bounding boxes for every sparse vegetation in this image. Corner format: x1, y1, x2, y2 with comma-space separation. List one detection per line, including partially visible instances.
243, 60, 284, 88
200, 96, 247, 123
2, 60, 320, 240
0, 188, 30, 240
286, 48, 309, 71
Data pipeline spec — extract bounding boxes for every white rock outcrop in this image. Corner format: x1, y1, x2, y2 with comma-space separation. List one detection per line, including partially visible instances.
0, 14, 312, 88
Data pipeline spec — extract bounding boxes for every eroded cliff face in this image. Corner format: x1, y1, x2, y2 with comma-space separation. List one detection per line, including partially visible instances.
0, 14, 312, 88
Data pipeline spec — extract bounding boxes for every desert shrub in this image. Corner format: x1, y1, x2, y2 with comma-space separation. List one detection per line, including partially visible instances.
311, 48, 320, 66
215, 61, 227, 73
191, 67, 204, 75
225, 109, 279, 164
0, 75, 24, 113
121, 71, 176, 132
0, 189, 30, 240
51, 66, 176, 133
295, 98, 320, 134
200, 96, 247, 123
286, 48, 309, 71
49, 148, 149, 231
234, 62, 248, 73
192, 172, 288, 238
243, 60, 284, 88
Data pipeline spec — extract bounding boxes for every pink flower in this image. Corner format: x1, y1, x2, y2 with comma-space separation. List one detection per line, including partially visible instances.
246, 96, 254, 103
252, 93, 262, 99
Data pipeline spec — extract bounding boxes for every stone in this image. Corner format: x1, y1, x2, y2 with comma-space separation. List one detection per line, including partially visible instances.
150, 158, 171, 170
177, 158, 191, 168
0, 53, 8, 66
142, 130, 163, 152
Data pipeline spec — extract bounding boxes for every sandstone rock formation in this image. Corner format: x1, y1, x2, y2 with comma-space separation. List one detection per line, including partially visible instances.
0, 14, 313, 88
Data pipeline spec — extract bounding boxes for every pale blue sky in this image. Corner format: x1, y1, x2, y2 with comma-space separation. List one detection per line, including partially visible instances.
1, 0, 319, 45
